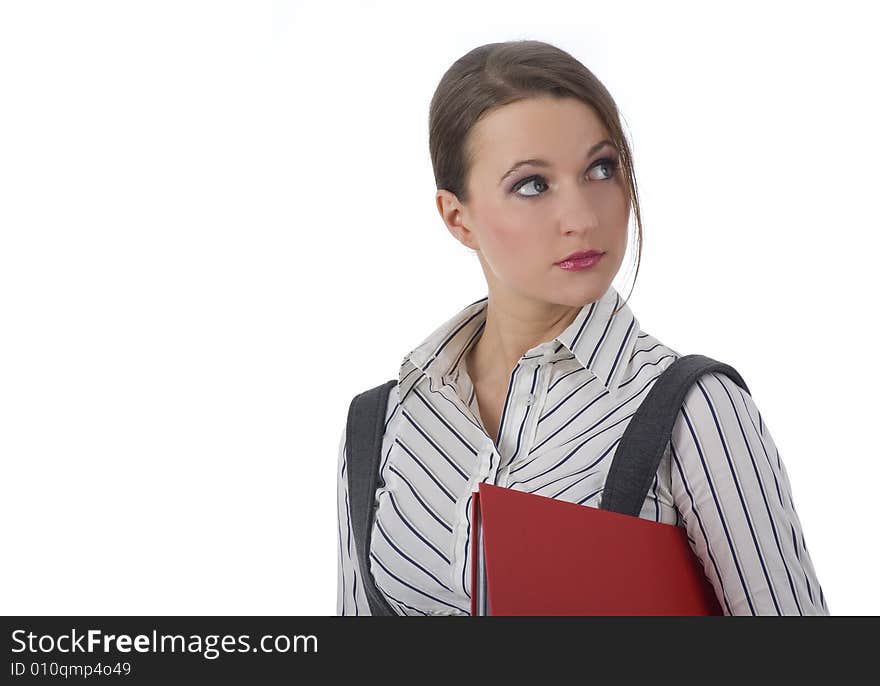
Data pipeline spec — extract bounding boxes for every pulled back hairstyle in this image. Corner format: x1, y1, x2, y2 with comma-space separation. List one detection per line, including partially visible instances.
428, 40, 642, 315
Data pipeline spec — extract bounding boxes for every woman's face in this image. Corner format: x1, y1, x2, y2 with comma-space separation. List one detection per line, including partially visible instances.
437, 95, 630, 309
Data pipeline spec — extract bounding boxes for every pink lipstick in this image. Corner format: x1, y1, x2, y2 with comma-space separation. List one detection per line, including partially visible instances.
556, 249, 605, 271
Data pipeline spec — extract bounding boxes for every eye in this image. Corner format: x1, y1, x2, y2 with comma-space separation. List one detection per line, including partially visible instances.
512, 176, 550, 198
589, 156, 619, 181
511, 156, 620, 198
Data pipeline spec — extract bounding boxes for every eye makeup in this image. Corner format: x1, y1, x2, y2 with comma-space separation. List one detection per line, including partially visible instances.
509, 155, 620, 198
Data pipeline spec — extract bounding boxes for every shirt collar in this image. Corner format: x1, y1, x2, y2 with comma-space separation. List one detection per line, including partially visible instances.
398, 285, 640, 400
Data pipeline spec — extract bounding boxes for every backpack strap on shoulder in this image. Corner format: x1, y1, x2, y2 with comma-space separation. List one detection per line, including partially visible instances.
600, 354, 751, 517
345, 378, 399, 616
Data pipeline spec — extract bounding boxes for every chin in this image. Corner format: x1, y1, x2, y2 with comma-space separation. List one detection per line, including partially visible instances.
550, 279, 612, 306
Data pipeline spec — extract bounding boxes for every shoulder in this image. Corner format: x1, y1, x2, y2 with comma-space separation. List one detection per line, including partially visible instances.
680, 368, 756, 424
627, 332, 762, 454
672, 364, 764, 463
630, 325, 752, 417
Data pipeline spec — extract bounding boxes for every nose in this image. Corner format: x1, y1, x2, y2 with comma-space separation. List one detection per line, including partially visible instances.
559, 185, 601, 235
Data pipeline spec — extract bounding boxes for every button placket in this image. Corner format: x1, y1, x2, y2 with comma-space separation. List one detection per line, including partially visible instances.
509, 361, 551, 473
494, 360, 540, 485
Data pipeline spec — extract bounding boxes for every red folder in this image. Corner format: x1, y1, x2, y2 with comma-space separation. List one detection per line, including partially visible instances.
470, 482, 723, 615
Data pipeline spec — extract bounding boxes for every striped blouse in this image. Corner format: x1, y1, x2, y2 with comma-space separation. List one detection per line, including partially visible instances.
336, 285, 829, 616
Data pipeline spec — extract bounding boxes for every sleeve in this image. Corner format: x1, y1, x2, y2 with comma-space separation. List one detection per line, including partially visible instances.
668, 371, 829, 615
337, 423, 373, 615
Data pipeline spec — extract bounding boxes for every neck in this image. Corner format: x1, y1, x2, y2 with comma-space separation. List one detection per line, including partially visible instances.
466, 295, 580, 385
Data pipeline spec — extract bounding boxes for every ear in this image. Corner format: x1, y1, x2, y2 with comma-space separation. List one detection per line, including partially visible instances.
436, 189, 479, 251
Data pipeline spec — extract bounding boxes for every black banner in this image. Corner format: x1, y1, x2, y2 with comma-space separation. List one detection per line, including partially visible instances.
1, 616, 869, 681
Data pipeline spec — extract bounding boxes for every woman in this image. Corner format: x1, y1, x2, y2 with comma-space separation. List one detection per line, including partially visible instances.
337, 40, 829, 616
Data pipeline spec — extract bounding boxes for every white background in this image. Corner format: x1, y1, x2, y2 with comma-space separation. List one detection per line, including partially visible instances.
1, 0, 876, 615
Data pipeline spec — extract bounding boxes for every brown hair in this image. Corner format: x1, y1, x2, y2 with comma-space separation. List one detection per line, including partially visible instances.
428, 39, 642, 317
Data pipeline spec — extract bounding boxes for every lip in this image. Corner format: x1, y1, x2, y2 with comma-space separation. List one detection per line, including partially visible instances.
556, 250, 605, 271
556, 249, 604, 264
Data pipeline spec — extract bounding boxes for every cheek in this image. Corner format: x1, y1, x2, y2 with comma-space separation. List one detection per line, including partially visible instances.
480, 213, 545, 274
479, 196, 543, 246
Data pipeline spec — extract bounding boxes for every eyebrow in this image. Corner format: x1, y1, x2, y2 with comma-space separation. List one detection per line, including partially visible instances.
498, 138, 617, 185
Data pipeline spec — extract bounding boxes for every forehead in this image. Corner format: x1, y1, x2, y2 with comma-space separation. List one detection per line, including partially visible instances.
469, 96, 609, 172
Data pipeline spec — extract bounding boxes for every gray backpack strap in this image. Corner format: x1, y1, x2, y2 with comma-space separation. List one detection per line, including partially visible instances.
600, 354, 751, 517
345, 378, 399, 616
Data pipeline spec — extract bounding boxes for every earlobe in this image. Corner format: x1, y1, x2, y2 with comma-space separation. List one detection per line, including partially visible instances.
446, 223, 474, 251
450, 215, 478, 252
460, 229, 479, 252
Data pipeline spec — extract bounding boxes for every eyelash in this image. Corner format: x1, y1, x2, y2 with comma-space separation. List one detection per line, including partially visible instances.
510, 156, 620, 198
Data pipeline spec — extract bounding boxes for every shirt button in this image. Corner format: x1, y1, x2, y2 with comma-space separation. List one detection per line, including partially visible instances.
526, 393, 534, 406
